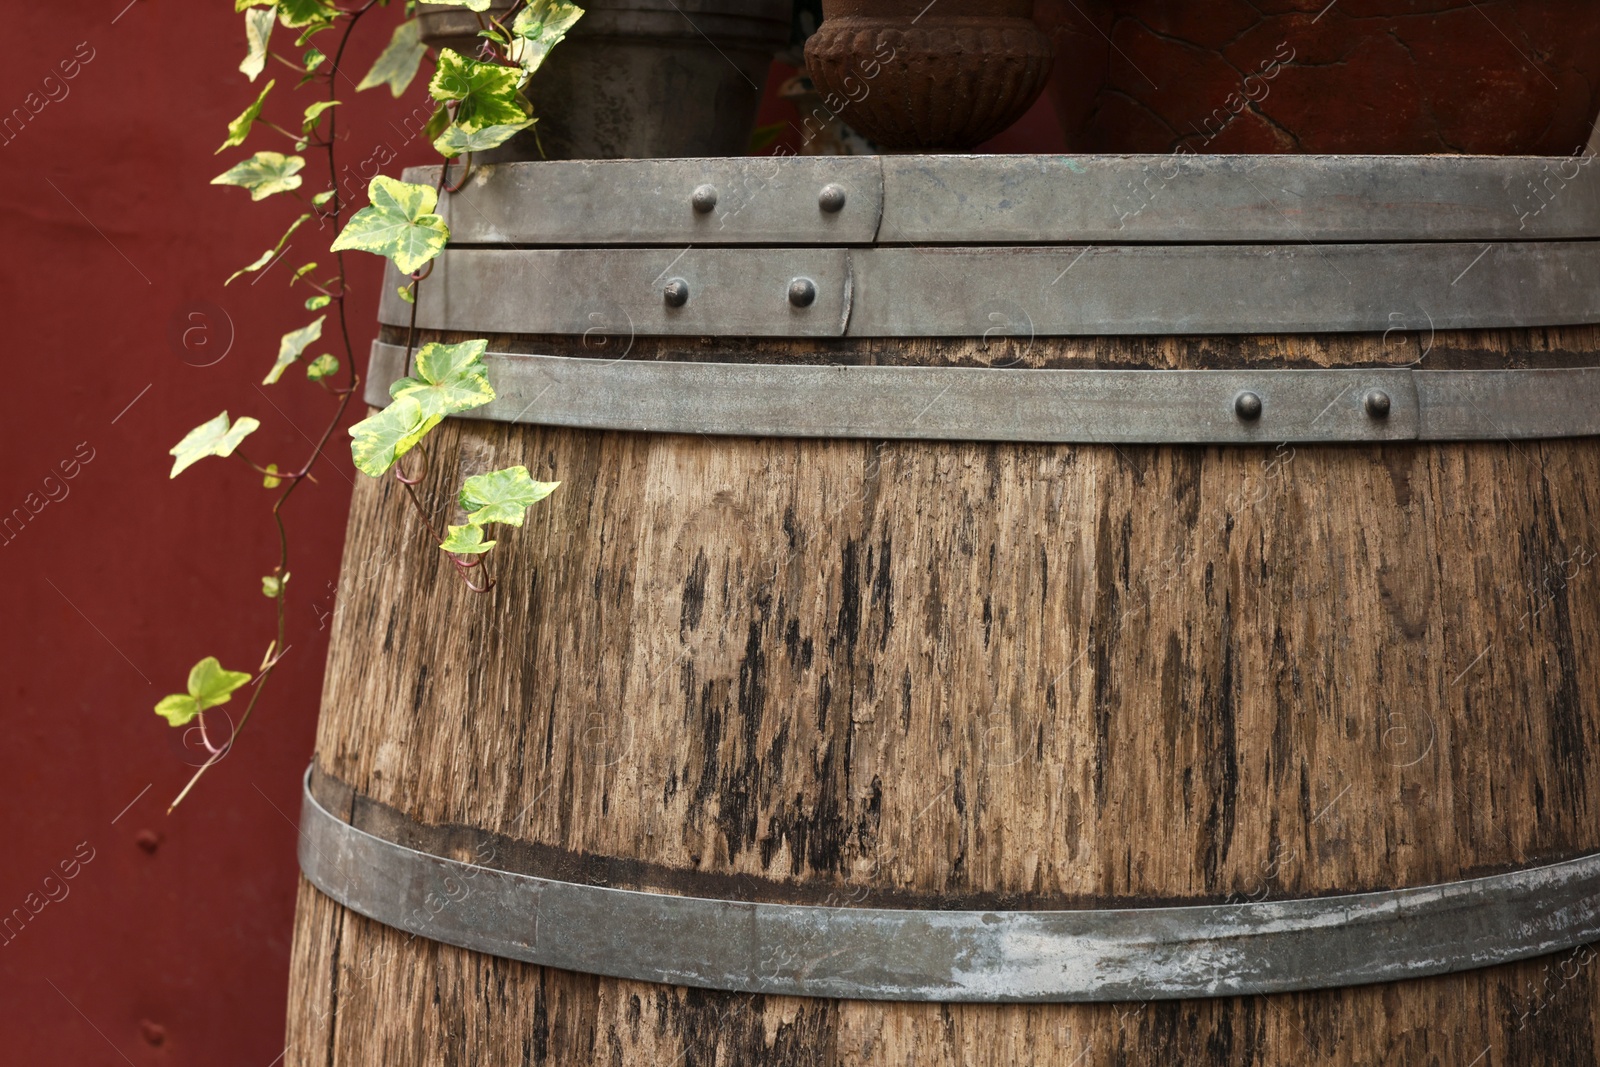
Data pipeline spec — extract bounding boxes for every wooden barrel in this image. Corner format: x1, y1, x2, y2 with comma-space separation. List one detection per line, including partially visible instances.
287, 155, 1600, 1065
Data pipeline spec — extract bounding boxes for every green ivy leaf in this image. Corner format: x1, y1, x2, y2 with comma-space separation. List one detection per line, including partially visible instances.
509, 0, 584, 81
433, 118, 533, 158
459, 465, 559, 527
294, 21, 334, 46
423, 102, 451, 145
276, 0, 336, 28
154, 656, 254, 727
226, 249, 275, 285
348, 395, 439, 477
358, 19, 427, 97
301, 99, 340, 134
429, 48, 532, 131
218, 79, 275, 153
305, 354, 339, 380
312, 190, 334, 208
264, 316, 325, 385
262, 462, 283, 488
304, 47, 327, 72
240, 6, 275, 82
440, 524, 496, 554
225, 213, 311, 285
169, 411, 261, 478
389, 339, 495, 419
211, 151, 305, 201
305, 294, 331, 310
396, 284, 416, 304
330, 176, 450, 274
261, 573, 289, 597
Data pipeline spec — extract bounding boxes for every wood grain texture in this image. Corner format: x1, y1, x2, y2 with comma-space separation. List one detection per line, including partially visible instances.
288, 326, 1600, 1064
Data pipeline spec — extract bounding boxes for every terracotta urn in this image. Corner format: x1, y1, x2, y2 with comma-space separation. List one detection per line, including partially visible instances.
1034, 0, 1600, 155
804, 0, 1054, 151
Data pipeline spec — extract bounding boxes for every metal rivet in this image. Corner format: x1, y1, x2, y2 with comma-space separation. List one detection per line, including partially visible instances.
1235, 391, 1263, 421
1364, 389, 1392, 419
818, 183, 847, 213
663, 278, 689, 308
788, 277, 817, 308
691, 184, 718, 214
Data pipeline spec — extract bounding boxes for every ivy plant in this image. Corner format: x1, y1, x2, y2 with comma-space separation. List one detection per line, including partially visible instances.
158, 0, 579, 811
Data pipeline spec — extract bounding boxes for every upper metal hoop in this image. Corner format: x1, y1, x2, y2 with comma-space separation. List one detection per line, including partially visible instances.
299, 771, 1600, 1003
387, 154, 1600, 337
413, 154, 1600, 246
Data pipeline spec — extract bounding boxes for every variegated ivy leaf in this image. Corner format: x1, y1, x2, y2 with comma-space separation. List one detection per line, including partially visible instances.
330, 175, 449, 275
458, 465, 559, 527
423, 0, 494, 11
264, 316, 325, 384
261, 573, 289, 597
276, 0, 336, 28
227, 249, 275, 285
433, 118, 534, 158
312, 190, 334, 208
439, 524, 496, 555
388, 339, 495, 419
240, 6, 275, 82
429, 49, 533, 132
305, 294, 331, 310
154, 656, 254, 727
348, 395, 439, 477
305, 354, 339, 380
218, 79, 274, 153
358, 19, 427, 97
212, 151, 305, 201
301, 99, 340, 134
225, 213, 310, 285
234, 0, 335, 28
509, 0, 584, 81
169, 411, 261, 478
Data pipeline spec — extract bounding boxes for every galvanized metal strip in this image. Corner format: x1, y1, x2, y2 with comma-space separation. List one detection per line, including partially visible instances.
880, 154, 1600, 244
408, 157, 884, 247
381, 247, 851, 338
378, 242, 1600, 337
411, 154, 1600, 246
846, 242, 1600, 337
367, 342, 1600, 444
1417, 368, 1600, 440
299, 771, 1600, 1002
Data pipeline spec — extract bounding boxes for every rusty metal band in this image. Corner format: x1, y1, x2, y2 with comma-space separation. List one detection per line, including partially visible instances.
377, 241, 1600, 337
298, 771, 1600, 1002
367, 342, 1600, 444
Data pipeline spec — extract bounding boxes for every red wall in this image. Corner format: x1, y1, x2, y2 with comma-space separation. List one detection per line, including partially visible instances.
0, 2, 429, 1061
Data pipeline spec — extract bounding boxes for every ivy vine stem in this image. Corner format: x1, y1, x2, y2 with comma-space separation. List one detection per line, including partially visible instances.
167, 0, 576, 807
170, 1, 375, 812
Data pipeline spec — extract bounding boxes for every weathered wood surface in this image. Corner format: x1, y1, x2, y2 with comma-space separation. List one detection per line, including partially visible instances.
288, 325, 1600, 1065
